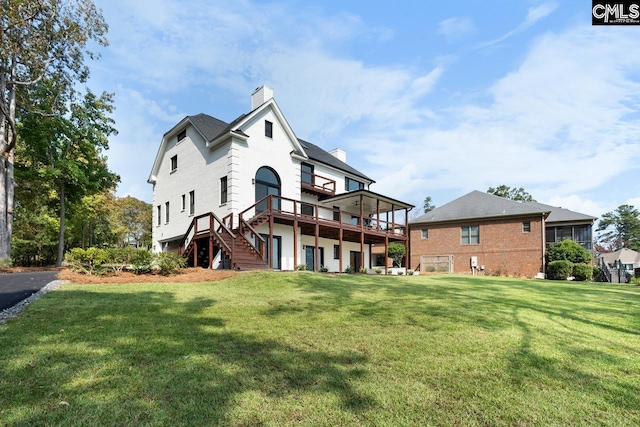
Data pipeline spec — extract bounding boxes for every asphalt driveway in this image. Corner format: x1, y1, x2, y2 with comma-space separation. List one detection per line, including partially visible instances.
0, 270, 59, 311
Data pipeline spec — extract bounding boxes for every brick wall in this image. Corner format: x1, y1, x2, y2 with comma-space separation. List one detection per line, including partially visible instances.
410, 215, 545, 278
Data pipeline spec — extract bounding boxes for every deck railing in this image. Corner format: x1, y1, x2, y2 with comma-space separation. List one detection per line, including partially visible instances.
239, 195, 407, 237
301, 171, 336, 195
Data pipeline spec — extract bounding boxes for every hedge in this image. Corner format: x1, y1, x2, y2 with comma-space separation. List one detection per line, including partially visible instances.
572, 263, 593, 282
547, 260, 574, 280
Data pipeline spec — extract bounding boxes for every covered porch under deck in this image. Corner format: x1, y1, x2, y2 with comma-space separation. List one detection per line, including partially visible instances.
239, 190, 414, 272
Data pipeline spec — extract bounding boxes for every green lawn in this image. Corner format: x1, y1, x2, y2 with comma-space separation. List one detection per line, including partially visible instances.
1, 272, 639, 426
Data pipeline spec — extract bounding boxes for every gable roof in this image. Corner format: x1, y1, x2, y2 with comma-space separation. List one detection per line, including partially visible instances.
298, 139, 373, 182
181, 111, 372, 182
599, 248, 640, 265
410, 191, 550, 224
526, 201, 597, 224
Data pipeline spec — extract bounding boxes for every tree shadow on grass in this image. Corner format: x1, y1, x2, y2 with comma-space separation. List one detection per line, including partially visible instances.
0, 289, 372, 426
507, 307, 640, 418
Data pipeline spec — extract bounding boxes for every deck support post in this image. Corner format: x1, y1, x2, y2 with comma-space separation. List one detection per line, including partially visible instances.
293, 202, 298, 270
314, 222, 320, 272
360, 194, 364, 272
269, 196, 274, 269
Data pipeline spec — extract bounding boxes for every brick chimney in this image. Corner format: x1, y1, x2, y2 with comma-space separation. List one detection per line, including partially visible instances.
251, 85, 273, 110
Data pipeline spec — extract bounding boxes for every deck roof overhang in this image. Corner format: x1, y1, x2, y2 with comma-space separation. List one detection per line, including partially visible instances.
319, 190, 414, 215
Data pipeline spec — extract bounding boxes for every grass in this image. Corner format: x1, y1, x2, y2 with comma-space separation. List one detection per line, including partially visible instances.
1, 272, 639, 426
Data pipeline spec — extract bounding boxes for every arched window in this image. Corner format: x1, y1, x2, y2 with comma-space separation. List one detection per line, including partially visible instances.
255, 167, 280, 213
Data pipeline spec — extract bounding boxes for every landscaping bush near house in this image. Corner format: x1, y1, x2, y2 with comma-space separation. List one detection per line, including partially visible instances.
295, 264, 307, 271
131, 249, 153, 274
65, 248, 184, 276
65, 247, 110, 275
546, 239, 591, 264
155, 252, 186, 276
547, 260, 574, 280
572, 263, 593, 282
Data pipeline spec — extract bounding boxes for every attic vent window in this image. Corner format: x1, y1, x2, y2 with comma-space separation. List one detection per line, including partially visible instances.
265, 120, 273, 138
177, 129, 186, 142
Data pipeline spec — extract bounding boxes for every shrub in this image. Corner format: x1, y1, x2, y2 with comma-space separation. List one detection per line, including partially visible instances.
359, 267, 367, 274
572, 263, 593, 282
547, 260, 573, 280
155, 252, 185, 276
591, 265, 603, 282
319, 265, 328, 273
397, 271, 404, 276
65, 247, 110, 275
407, 270, 414, 276
131, 250, 153, 274
296, 264, 307, 271
546, 239, 591, 264
344, 266, 354, 274
374, 268, 382, 274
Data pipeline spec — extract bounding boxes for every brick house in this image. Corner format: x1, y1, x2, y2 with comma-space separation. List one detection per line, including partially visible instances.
148, 85, 413, 271
409, 191, 595, 278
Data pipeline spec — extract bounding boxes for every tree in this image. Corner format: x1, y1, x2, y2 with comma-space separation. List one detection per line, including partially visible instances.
387, 242, 406, 268
422, 196, 436, 214
0, 0, 108, 263
487, 185, 536, 202
113, 196, 152, 248
18, 90, 119, 266
597, 205, 640, 252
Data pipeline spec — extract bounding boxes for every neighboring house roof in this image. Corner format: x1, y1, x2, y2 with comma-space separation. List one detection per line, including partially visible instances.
298, 138, 373, 182
410, 191, 550, 224
599, 248, 640, 266
527, 201, 597, 224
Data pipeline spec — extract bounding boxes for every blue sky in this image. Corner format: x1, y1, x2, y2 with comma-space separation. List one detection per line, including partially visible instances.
90, 0, 640, 219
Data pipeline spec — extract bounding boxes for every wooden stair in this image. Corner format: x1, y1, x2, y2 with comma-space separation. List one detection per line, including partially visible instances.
180, 212, 269, 271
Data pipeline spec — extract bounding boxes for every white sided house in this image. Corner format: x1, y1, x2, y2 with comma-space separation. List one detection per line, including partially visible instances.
148, 86, 413, 272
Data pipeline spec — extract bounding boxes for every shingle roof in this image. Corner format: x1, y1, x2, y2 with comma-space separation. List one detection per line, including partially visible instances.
187, 114, 229, 141
410, 191, 550, 224
298, 139, 373, 182
526, 201, 597, 224
599, 248, 640, 265
187, 113, 372, 182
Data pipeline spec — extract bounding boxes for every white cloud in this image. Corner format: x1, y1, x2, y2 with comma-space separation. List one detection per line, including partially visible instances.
352, 25, 640, 207
106, 87, 186, 201
437, 17, 474, 40
479, 1, 558, 47
626, 197, 640, 208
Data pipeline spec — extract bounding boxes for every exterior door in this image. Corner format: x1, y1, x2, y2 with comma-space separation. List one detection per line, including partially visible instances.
350, 251, 361, 271
261, 234, 281, 270
305, 246, 314, 271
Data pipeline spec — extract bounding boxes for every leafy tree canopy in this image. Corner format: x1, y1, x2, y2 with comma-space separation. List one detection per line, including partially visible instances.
387, 242, 406, 268
422, 196, 436, 214
596, 204, 640, 252
487, 185, 536, 202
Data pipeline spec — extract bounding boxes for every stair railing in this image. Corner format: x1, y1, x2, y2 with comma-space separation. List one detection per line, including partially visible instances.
238, 216, 266, 260
179, 212, 236, 259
